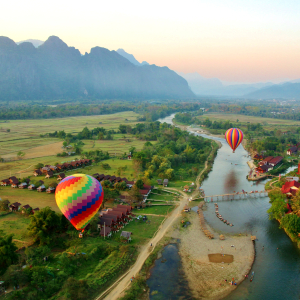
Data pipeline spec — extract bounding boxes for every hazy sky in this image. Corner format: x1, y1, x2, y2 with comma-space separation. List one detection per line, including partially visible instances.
2, 0, 300, 83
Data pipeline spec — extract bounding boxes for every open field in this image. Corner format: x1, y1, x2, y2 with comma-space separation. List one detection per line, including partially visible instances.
115, 215, 165, 245
0, 213, 32, 248
0, 111, 141, 157
197, 113, 300, 131
133, 205, 175, 216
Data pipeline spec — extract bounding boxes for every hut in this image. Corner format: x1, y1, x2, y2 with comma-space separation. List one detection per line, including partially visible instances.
33, 169, 42, 176
28, 184, 36, 190
120, 231, 132, 242
100, 226, 112, 238
57, 173, 65, 181
37, 185, 46, 192
18, 182, 28, 189
22, 205, 32, 214
9, 202, 21, 211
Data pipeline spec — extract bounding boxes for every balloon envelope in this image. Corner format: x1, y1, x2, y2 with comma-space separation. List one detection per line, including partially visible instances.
225, 128, 243, 152
55, 174, 104, 230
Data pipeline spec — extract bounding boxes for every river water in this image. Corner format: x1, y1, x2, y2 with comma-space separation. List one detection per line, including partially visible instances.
151, 114, 300, 300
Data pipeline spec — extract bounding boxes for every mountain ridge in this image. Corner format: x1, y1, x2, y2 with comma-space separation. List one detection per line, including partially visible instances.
0, 36, 194, 100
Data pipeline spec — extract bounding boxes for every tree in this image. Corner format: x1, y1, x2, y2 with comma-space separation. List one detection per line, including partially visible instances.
17, 151, 25, 160
0, 230, 18, 268
0, 199, 10, 211
0, 156, 4, 163
63, 277, 89, 300
128, 185, 143, 202
35, 163, 44, 169
119, 124, 127, 134
135, 179, 144, 189
28, 207, 60, 245
281, 214, 300, 236
25, 246, 51, 265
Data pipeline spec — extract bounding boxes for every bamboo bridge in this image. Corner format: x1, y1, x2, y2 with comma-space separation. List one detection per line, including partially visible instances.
193, 190, 268, 202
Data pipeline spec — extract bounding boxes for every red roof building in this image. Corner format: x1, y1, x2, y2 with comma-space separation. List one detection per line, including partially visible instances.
281, 180, 300, 197
268, 156, 283, 167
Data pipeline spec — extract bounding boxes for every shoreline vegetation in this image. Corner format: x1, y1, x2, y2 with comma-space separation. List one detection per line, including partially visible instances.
266, 168, 300, 249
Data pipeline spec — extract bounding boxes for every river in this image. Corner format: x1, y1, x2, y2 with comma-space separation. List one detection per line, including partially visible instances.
151, 114, 300, 300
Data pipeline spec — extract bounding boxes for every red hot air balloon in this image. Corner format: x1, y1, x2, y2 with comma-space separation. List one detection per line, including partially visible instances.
225, 128, 243, 153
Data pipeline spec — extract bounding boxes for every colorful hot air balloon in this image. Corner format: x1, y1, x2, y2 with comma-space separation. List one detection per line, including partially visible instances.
225, 128, 243, 153
55, 174, 104, 231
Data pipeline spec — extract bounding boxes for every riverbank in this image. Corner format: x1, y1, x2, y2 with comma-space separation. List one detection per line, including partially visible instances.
171, 211, 255, 299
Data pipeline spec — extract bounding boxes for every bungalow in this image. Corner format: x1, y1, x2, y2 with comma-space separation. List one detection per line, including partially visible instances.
268, 156, 283, 167
18, 182, 28, 189
45, 170, 54, 179
139, 189, 151, 201
62, 162, 71, 169
46, 186, 56, 193
126, 181, 134, 188
103, 175, 111, 181
258, 156, 274, 166
287, 146, 298, 156
281, 180, 300, 197
0, 179, 10, 186
9, 176, 19, 186
98, 217, 115, 228
117, 204, 132, 212
41, 167, 51, 173
121, 178, 128, 183
105, 211, 124, 223
33, 169, 42, 176
9, 202, 21, 211
57, 173, 65, 181
256, 165, 273, 174
157, 179, 162, 185
163, 179, 169, 187
28, 184, 37, 190
109, 176, 117, 183
70, 161, 80, 168
32, 208, 40, 214
56, 164, 64, 171
37, 185, 46, 192
120, 231, 132, 242
22, 204, 32, 214
100, 226, 112, 238
115, 177, 122, 183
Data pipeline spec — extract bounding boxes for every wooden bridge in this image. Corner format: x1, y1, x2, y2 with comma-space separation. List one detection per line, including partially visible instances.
193, 191, 268, 202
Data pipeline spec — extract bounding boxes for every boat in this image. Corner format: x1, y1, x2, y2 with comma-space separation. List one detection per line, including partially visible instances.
250, 271, 254, 282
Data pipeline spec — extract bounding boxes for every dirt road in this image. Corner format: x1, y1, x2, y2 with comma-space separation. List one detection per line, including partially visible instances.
97, 192, 188, 300
96, 141, 214, 300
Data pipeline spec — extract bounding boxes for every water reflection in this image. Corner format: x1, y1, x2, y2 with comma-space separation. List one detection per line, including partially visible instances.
147, 244, 194, 300
157, 114, 300, 300
224, 170, 239, 193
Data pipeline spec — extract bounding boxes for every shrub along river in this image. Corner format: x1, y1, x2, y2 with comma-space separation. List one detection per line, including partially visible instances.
148, 114, 300, 300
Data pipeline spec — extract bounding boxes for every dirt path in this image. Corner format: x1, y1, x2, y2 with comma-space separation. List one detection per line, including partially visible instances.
96, 135, 216, 300
98, 192, 188, 300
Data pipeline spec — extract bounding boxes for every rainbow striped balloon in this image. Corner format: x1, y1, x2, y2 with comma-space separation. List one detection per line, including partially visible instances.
225, 128, 244, 153
55, 174, 103, 230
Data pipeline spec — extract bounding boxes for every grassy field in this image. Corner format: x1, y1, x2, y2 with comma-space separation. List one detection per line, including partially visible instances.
133, 205, 175, 216
0, 111, 140, 156
0, 213, 32, 248
0, 111, 146, 179
116, 215, 165, 245
197, 113, 300, 131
